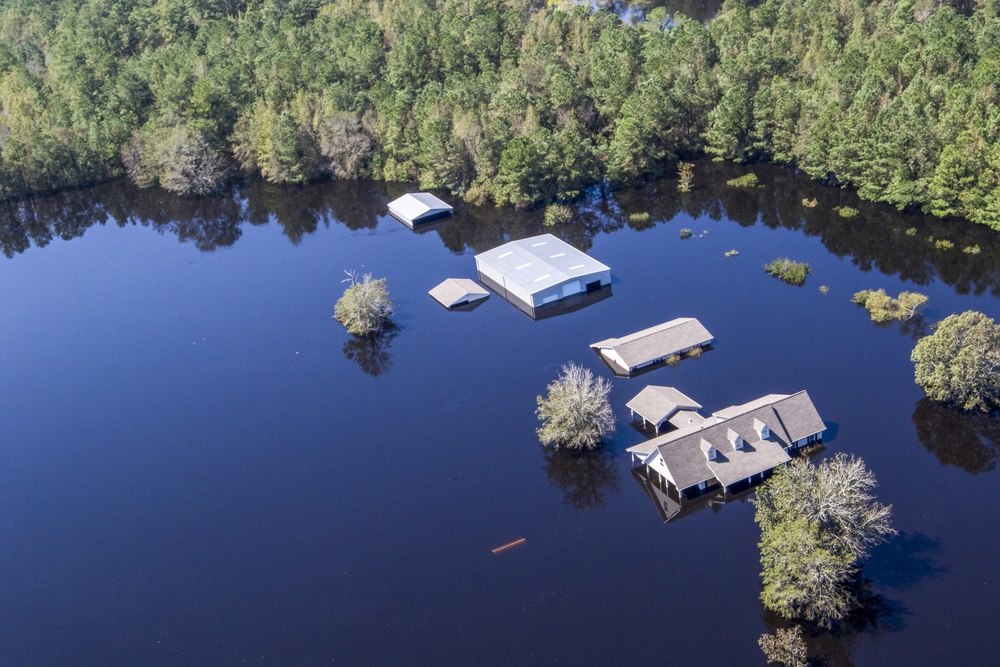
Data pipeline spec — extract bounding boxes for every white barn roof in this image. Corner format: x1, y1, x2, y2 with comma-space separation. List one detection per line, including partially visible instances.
474, 234, 610, 296
428, 278, 490, 309
388, 193, 454, 225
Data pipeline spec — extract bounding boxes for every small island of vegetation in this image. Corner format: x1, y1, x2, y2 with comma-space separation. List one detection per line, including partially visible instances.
852, 289, 928, 322
764, 258, 811, 286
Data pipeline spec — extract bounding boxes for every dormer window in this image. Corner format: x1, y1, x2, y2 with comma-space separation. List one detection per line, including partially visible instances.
754, 418, 770, 440
701, 439, 718, 461
728, 428, 744, 451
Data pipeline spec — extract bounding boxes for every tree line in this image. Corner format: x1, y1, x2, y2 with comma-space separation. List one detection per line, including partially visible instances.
0, 0, 998, 230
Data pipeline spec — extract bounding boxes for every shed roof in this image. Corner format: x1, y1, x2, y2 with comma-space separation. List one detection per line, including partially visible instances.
474, 234, 610, 295
428, 278, 490, 308
591, 318, 714, 369
626, 386, 702, 427
388, 192, 453, 224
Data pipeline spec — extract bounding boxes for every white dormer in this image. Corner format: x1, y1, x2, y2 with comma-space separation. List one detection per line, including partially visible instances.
701, 439, 718, 461
728, 428, 744, 451
754, 418, 770, 440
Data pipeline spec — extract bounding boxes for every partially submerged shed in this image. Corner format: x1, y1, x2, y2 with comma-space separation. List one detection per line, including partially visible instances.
592, 317, 714, 376
388, 193, 454, 228
474, 234, 611, 316
429, 278, 490, 309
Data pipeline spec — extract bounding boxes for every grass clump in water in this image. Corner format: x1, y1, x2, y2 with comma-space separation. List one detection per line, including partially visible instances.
835, 206, 859, 218
764, 258, 811, 286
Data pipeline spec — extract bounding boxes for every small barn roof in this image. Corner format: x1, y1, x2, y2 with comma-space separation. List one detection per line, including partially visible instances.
592, 318, 714, 369
626, 385, 702, 427
474, 234, 610, 295
388, 193, 454, 225
428, 278, 490, 309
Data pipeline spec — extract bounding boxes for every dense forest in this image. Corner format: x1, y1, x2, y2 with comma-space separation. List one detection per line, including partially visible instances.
0, 0, 998, 229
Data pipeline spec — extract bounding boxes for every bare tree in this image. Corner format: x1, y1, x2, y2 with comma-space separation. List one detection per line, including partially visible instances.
317, 112, 374, 179
536, 363, 615, 450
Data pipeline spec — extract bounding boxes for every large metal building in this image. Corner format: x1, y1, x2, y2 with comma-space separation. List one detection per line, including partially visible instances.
474, 234, 611, 313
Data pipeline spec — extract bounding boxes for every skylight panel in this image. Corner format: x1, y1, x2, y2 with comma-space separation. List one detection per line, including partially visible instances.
515, 262, 532, 270
498, 251, 514, 259
533, 274, 551, 282
549, 253, 566, 258
567, 264, 586, 270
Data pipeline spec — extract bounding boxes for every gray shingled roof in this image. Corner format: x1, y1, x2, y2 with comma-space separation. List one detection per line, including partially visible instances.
591, 318, 714, 369
626, 385, 702, 427
428, 278, 489, 308
628, 390, 824, 491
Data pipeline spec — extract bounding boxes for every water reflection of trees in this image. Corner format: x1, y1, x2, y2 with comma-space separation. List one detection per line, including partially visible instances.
542, 447, 620, 510
757, 530, 944, 666
912, 398, 1000, 474
342, 324, 398, 377
3, 165, 999, 299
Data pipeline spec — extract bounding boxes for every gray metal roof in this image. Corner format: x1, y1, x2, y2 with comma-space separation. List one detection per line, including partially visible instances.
388, 193, 453, 224
627, 390, 824, 490
592, 318, 714, 369
428, 278, 489, 308
626, 386, 702, 427
474, 234, 610, 295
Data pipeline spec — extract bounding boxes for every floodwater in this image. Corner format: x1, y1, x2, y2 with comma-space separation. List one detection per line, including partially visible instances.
1, 161, 998, 666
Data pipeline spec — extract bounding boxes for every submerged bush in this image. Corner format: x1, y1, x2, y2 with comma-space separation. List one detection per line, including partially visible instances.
628, 211, 651, 224
334, 271, 395, 337
852, 289, 927, 322
758, 626, 808, 667
935, 239, 954, 250
726, 173, 759, 188
725, 249, 739, 257
764, 258, 811, 286
664, 353, 682, 366
836, 206, 859, 218
686, 345, 703, 358
536, 363, 615, 450
964, 245, 982, 255
802, 198, 817, 208
544, 203, 574, 227
680, 228, 693, 239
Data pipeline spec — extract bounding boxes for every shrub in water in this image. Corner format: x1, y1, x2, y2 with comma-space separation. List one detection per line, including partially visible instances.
852, 288, 927, 322
536, 363, 615, 450
935, 239, 954, 250
334, 271, 395, 337
836, 206, 859, 218
544, 203, 573, 227
763, 258, 811, 286
680, 228, 693, 239
725, 249, 739, 257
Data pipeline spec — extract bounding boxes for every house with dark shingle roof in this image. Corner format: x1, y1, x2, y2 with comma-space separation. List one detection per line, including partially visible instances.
627, 390, 825, 498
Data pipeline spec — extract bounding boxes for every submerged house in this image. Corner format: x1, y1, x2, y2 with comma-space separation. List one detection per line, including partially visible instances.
387, 193, 454, 228
474, 234, 611, 317
591, 318, 714, 376
627, 390, 825, 498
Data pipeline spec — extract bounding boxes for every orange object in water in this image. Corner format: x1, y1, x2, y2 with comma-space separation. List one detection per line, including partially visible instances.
491, 538, 526, 554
